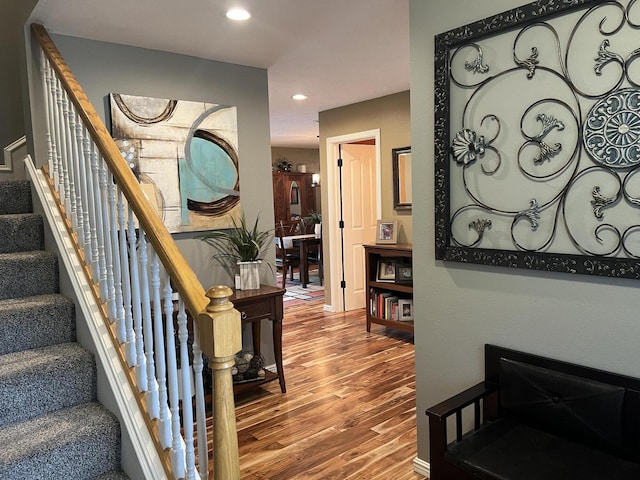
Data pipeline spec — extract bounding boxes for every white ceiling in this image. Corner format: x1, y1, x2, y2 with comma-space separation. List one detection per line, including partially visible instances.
29, 0, 410, 149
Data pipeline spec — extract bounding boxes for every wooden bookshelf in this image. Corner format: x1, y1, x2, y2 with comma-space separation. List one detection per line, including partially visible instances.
364, 244, 413, 334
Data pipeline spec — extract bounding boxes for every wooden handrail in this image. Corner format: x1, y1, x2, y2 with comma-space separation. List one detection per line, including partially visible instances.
31, 23, 208, 321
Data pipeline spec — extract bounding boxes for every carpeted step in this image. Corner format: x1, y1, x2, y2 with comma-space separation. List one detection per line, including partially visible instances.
0, 179, 32, 215
0, 293, 75, 355
0, 250, 58, 300
0, 213, 44, 253
0, 401, 122, 479
0, 342, 95, 427
91, 470, 130, 480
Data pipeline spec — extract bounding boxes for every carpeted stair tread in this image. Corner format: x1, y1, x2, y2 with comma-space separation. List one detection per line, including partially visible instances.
0, 179, 126, 477
0, 179, 32, 215
0, 250, 58, 300
0, 293, 75, 355
0, 342, 96, 427
0, 401, 122, 479
0, 213, 44, 253
91, 470, 130, 480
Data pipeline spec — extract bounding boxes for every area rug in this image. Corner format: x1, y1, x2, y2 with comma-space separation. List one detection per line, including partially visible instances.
277, 268, 324, 305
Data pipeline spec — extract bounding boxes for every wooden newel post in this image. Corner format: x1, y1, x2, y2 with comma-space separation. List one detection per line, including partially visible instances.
199, 285, 242, 480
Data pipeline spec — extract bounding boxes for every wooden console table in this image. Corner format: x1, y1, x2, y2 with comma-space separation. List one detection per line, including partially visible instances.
230, 285, 286, 394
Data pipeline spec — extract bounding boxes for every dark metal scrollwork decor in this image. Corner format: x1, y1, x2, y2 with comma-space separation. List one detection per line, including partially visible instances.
435, 0, 640, 279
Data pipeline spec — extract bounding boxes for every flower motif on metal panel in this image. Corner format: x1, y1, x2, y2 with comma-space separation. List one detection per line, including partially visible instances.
591, 186, 615, 219
517, 198, 541, 231
465, 45, 490, 74
469, 218, 492, 240
594, 40, 623, 76
451, 129, 486, 165
583, 88, 640, 168
534, 113, 565, 140
534, 141, 562, 165
515, 47, 539, 78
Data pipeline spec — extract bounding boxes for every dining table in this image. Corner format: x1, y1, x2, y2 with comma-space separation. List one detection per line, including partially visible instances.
279, 233, 321, 288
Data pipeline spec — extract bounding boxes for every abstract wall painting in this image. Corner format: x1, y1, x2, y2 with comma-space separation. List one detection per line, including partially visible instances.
110, 93, 240, 233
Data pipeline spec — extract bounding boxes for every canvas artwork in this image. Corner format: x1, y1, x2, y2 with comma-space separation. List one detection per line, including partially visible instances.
110, 93, 241, 233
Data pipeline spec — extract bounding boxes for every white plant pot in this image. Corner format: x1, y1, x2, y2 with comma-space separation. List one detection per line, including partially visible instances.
238, 260, 261, 290
314, 223, 322, 236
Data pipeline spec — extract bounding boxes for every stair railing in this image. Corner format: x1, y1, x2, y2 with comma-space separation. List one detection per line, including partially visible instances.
30, 23, 241, 480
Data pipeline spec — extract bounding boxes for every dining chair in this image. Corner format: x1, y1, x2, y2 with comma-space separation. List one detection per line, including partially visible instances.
306, 224, 323, 286
274, 221, 301, 288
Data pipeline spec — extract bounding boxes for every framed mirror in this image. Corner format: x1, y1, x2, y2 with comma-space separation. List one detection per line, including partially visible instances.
392, 146, 412, 210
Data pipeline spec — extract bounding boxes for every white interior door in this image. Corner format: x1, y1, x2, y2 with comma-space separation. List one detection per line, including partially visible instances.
326, 130, 380, 313
340, 143, 378, 311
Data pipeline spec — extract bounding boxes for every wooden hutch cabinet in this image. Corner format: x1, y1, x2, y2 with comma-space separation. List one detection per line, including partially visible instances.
272, 172, 316, 225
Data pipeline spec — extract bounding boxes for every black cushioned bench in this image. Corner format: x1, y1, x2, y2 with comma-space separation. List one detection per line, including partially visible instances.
425, 344, 640, 480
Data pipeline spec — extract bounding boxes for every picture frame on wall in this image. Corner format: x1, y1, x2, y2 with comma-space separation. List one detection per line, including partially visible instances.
376, 259, 396, 282
376, 220, 398, 244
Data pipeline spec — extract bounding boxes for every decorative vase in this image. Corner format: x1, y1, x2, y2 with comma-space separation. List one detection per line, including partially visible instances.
314, 223, 322, 236
238, 260, 261, 290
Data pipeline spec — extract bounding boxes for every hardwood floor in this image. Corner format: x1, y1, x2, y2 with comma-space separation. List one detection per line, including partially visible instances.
233, 298, 424, 479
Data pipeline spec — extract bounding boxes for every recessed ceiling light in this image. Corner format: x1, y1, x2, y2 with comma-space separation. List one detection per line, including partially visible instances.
292, 94, 308, 101
226, 8, 251, 21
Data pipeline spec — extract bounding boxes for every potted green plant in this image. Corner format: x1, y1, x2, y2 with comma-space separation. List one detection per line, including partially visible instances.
304, 210, 322, 236
199, 212, 273, 290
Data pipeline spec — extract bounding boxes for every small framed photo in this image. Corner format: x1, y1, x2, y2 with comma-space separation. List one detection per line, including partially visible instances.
395, 264, 413, 284
376, 220, 398, 244
398, 299, 414, 321
376, 259, 396, 282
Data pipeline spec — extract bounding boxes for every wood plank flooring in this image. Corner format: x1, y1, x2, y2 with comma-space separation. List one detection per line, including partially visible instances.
232, 298, 424, 479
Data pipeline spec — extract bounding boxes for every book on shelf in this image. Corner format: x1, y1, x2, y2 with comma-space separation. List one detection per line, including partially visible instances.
370, 289, 409, 321
384, 296, 398, 320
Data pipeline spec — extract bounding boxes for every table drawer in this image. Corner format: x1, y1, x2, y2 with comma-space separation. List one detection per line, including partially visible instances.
234, 298, 274, 322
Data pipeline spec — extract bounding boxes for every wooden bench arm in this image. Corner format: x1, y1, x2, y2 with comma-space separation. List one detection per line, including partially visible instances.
426, 381, 499, 480
426, 381, 497, 420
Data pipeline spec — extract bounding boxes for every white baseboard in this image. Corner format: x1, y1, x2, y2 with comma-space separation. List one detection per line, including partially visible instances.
413, 456, 431, 478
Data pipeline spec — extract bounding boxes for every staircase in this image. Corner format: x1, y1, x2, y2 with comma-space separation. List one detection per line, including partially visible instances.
0, 180, 128, 479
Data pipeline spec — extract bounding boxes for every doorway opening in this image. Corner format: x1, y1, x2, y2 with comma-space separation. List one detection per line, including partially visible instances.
326, 130, 381, 313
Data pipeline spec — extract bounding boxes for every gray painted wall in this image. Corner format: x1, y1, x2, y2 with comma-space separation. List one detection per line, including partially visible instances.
410, 0, 640, 464
49, 34, 276, 292
38, 35, 278, 362
0, 0, 38, 151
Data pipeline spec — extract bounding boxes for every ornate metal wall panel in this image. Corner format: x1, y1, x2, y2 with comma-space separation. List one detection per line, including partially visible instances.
434, 0, 640, 278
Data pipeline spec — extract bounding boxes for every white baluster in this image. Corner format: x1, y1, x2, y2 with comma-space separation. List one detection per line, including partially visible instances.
192, 319, 209, 480
166, 293, 186, 478
177, 300, 196, 479
65, 94, 81, 234
39, 53, 55, 183
91, 148, 107, 301
128, 209, 147, 390
54, 78, 69, 209
139, 235, 159, 415
61, 90, 78, 231
158, 274, 173, 449
82, 132, 98, 270
98, 158, 115, 310
119, 193, 136, 366
80, 127, 93, 267
108, 175, 125, 339
72, 111, 86, 248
